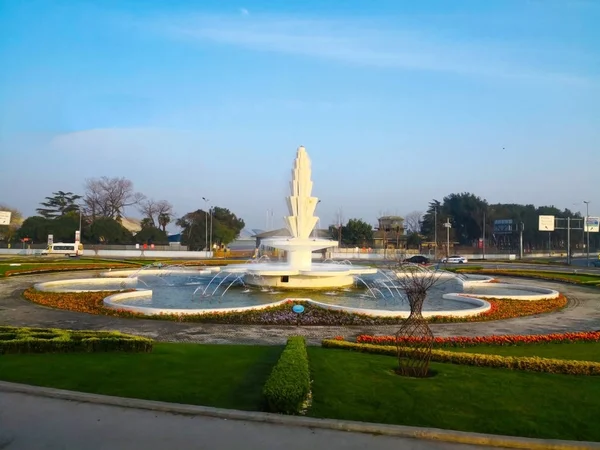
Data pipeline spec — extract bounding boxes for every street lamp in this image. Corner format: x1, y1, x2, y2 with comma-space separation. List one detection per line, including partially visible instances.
202, 197, 210, 252
584, 200, 590, 266
434, 207, 437, 260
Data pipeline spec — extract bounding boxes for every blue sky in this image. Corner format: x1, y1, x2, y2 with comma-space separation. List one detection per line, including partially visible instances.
1, 0, 599, 232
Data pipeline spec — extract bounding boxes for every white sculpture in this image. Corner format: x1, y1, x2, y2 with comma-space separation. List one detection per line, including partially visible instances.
222, 146, 377, 288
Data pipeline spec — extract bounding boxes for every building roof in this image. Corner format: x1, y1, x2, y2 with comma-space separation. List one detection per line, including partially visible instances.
120, 217, 142, 233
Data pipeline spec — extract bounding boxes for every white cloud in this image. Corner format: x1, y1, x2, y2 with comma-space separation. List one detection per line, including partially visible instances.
137, 13, 592, 86
239, 8, 249, 16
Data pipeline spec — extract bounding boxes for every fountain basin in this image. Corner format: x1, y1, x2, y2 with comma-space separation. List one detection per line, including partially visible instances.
102, 292, 491, 318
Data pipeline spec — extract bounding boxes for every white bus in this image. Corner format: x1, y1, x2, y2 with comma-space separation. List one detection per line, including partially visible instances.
41, 242, 84, 257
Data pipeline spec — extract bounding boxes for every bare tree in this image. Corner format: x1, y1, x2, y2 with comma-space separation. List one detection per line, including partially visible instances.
390, 261, 443, 378
138, 199, 173, 230
83, 176, 145, 221
404, 211, 423, 234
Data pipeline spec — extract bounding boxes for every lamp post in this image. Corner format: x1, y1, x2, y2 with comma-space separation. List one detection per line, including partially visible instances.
202, 197, 210, 252
434, 207, 437, 260
584, 200, 590, 266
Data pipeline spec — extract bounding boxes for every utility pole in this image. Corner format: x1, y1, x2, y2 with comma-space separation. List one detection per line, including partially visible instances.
567, 217, 571, 266
210, 206, 213, 253
519, 222, 524, 260
482, 211, 486, 260
202, 197, 210, 252
584, 200, 590, 266
434, 207, 438, 260
554, 217, 583, 266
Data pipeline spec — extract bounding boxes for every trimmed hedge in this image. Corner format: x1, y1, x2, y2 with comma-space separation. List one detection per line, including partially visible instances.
0, 326, 153, 354
263, 336, 310, 414
321, 339, 600, 376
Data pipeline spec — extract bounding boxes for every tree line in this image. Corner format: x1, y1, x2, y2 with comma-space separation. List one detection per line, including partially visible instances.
1, 186, 596, 251
0, 176, 244, 249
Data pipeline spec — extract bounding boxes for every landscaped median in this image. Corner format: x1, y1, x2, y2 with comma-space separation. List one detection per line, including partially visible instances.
355, 331, 600, 348
0, 326, 153, 354
455, 268, 600, 286
263, 336, 311, 414
321, 339, 600, 375
22, 288, 568, 325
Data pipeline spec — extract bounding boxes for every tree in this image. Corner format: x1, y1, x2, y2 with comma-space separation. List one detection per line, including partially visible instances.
138, 199, 173, 230
176, 210, 207, 251
17, 216, 50, 243
404, 211, 423, 234
158, 212, 171, 233
83, 176, 145, 221
89, 217, 134, 244
134, 226, 168, 245
211, 207, 245, 245
0, 204, 23, 243
177, 206, 245, 250
140, 218, 154, 229
36, 191, 82, 218
406, 232, 422, 249
332, 218, 373, 247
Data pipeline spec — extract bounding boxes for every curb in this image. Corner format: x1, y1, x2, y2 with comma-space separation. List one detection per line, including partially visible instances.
0, 381, 598, 450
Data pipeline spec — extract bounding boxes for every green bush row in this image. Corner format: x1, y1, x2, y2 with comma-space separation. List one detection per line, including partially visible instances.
263, 336, 310, 414
321, 339, 600, 376
0, 326, 153, 354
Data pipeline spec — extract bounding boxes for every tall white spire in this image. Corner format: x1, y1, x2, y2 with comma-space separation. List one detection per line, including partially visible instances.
284, 146, 319, 239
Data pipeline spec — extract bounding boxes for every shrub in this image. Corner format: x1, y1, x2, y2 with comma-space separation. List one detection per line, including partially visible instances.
355, 331, 600, 348
0, 326, 153, 354
263, 336, 310, 414
321, 339, 600, 376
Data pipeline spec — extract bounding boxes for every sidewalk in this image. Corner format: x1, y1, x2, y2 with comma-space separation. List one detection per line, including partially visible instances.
0, 391, 490, 450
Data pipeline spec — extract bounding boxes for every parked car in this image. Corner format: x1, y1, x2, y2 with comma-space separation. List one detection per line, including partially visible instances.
403, 255, 430, 265
441, 255, 468, 264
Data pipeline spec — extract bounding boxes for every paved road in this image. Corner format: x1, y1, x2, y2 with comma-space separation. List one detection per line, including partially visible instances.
0, 391, 492, 450
0, 270, 598, 344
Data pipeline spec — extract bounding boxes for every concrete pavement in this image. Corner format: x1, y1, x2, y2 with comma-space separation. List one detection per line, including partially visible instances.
0, 391, 493, 450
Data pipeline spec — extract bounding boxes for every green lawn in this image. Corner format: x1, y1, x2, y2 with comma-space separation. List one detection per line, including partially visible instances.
444, 342, 600, 362
0, 343, 282, 410
2, 340, 600, 441
307, 347, 600, 442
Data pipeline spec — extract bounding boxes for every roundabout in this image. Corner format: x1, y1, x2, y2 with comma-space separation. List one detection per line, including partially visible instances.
0, 267, 597, 344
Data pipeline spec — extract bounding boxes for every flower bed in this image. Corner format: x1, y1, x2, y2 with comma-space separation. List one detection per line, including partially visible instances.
355, 331, 600, 348
263, 336, 310, 414
23, 288, 568, 325
0, 326, 153, 354
4, 263, 133, 277
321, 339, 600, 376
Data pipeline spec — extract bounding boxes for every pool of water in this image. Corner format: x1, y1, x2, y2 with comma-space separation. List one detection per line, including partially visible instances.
39, 272, 546, 312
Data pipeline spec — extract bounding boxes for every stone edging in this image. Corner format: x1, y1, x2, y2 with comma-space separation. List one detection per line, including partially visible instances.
0, 381, 597, 450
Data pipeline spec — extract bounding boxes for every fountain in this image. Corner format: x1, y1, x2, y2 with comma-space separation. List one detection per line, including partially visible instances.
30, 146, 562, 320
216, 146, 377, 289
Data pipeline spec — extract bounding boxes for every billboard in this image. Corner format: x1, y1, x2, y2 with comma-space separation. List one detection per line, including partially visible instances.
538, 215, 555, 231
0, 211, 12, 226
47, 234, 54, 246
493, 219, 513, 234
75, 230, 81, 243
585, 216, 599, 233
